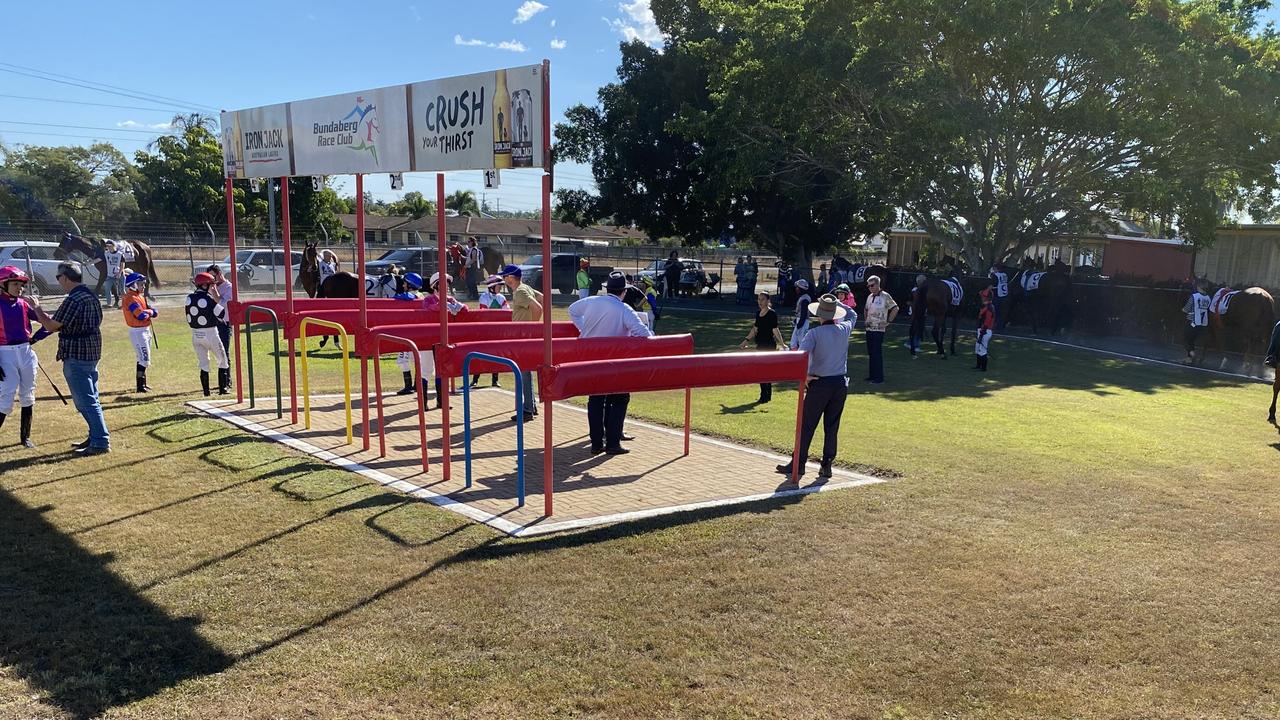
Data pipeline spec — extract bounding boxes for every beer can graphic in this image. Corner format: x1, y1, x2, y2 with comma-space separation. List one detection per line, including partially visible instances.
511, 88, 533, 167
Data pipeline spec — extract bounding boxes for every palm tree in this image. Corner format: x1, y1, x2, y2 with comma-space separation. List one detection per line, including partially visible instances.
394, 191, 435, 218
445, 189, 480, 217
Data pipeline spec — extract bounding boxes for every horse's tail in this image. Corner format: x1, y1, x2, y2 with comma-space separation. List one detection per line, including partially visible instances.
144, 247, 161, 288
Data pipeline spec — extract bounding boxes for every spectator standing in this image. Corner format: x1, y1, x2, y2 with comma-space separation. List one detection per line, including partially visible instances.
776, 294, 854, 479
788, 279, 812, 349
568, 271, 652, 454
103, 240, 126, 308
576, 258, 592, 300
739, 291, 785, 403
862, 275, 898, 384
734, 256, 748, 305
501, 265, 543, 422
817, 263, 829, 293
31, 261, 110, 454
465, 237, 484, 300
745, 254, 759, 298
1182, 281, 1211, 364
206, 264, 234, 365
663, 250, 682, 299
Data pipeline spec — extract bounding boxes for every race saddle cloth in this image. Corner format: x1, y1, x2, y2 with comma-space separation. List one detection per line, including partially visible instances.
111, 240, 138, 262
1209, 287, 1237, 315
853, 265, 868, 283
943, 278, 964, 306
1021, 272, 1045, 292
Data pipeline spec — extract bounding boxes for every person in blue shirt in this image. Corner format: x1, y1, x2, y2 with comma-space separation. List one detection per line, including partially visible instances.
568, 271, 652, 454
777, 294, 854, 480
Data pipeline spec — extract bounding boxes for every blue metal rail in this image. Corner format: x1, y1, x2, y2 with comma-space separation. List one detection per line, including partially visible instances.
461, 352, 525, 507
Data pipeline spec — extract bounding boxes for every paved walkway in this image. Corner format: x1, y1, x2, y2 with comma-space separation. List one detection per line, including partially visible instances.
192, 389, 884, 536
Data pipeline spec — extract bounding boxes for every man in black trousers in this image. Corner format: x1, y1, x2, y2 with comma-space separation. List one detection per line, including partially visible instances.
568, 271, 652, 454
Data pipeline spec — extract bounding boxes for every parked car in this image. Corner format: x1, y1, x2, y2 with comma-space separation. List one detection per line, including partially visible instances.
0, 241, 103, 294
221, 250, 303, 290
517, 253, 614, 295
637, 257, 710, 296
364, 247, 441, 278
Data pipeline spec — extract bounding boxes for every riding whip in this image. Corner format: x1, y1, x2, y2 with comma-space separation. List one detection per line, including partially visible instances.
37, 362, 69, 406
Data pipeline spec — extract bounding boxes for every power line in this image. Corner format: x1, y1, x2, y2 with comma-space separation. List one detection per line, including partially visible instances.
0, 66, 215, 115
0, 129, 150, 143
0, 120, 172, 135
0, 62, 219, 112
0, 93, 188, 114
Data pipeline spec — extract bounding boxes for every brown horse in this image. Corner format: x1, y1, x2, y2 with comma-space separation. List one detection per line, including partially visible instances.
56, 232, 160, 298
923, 276, 963, 356
299, 242, 321, 299
1206, 286, 1276, 377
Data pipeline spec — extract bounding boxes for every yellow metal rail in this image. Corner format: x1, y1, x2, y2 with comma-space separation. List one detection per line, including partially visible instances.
298, 317, 352, 444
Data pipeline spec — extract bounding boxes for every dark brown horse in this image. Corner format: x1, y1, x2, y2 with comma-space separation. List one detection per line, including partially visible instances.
299, 242, 321, 299
56, 232, 160, 298
1007, 261, 1072, 335
1268, 320, 1279, 423
1206, 286, 1276, 377
923, 276, 963, 356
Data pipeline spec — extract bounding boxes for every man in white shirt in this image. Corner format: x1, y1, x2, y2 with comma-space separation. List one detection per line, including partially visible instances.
568, 271, 652, 454
103, 240, 126, 308
1182, 281, 1211, 364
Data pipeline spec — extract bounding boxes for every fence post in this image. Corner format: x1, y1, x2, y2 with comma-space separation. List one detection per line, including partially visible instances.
187, 243, 195, 278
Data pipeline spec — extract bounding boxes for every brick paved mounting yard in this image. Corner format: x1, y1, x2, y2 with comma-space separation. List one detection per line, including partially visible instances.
191, 389, 885, 536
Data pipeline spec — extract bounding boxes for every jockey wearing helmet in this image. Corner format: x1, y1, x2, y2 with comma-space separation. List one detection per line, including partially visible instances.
185, 272, 230, 396
0, 266, 42, 447
122, 272, 157, 393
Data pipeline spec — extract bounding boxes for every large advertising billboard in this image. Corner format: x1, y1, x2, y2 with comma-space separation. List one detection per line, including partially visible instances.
221, 63, 546, 179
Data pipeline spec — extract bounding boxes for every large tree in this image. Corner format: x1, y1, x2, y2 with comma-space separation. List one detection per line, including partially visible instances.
445, 189, 480, 217
813, 0, 1280, 268
0, 142, 138, 230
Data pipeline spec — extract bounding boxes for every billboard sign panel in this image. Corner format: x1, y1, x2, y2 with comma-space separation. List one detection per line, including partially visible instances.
221, 63, 546, 178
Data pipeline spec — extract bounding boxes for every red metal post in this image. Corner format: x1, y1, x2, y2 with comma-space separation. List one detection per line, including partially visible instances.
282, 178, 298, 424
683, 387, 691, 456
356, 174, 370, 451
437, 173, 450, 480
225, 177, 243, 404
541, 171, 553, 516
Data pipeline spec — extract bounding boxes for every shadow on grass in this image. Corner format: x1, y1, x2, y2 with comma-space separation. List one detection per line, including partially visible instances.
236, 490, 806, 663
0, 489, 230, 720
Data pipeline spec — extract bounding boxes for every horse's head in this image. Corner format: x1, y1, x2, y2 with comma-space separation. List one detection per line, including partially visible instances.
56, 232, 100, 262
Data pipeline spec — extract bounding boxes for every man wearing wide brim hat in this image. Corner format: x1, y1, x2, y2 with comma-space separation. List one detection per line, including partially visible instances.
777, 293, 855, 479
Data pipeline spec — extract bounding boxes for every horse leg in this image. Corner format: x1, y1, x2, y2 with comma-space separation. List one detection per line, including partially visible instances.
932, 315, 945, 357
949, 310, 958, 355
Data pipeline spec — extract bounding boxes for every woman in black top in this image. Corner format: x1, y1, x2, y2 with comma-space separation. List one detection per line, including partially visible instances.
740, 291, 785, 403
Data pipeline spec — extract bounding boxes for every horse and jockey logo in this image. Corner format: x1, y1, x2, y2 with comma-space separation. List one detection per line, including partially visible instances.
344, 96, 380, 165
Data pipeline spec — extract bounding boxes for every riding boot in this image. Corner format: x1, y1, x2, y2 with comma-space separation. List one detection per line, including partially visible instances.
396, 371, 415, 396
218, 368, 230, 395
980, 355, 989, 371
973, 354, 982, 370
136, 364, 150, 393
200, 370, 211, 397
19, 406, 34, 448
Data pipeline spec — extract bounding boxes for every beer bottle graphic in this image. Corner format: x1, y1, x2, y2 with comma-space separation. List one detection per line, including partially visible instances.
492, 69, 512, 169
511, 88, 533, 167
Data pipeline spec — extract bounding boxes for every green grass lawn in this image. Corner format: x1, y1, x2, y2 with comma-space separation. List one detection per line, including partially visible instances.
1, 302, 1278, 719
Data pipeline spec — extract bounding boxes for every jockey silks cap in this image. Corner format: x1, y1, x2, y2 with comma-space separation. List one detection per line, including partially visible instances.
485, 274, 503, 288
606, 271, 627, 292
808, 294, 848, 322
192, 272, 215, 287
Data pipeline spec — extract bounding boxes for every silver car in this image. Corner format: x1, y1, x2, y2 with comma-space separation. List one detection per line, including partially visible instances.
221, 250, 304, 290
0, 241, 104, 294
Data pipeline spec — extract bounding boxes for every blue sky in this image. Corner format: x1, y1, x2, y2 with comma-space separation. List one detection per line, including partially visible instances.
3, 2, 1279, 215
0, 0, 665, 214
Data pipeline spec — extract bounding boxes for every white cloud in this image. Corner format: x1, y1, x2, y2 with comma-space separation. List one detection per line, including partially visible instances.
513, 1, 548, 23
117, 120, 173, 130
408, 4, 422, 21
454, 34, 528, 52
607, 0, 664, 46
550, 18, 557, 27
550, 37, 566, 49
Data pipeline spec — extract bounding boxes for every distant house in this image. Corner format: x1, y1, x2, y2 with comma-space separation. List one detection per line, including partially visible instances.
338, 214, 635, 247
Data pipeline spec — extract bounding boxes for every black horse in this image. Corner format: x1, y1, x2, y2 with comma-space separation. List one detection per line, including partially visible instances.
1007, 261, 1072, 335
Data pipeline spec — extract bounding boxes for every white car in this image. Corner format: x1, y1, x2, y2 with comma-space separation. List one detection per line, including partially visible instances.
0, 241, 104, 294
221, 250, 304, 290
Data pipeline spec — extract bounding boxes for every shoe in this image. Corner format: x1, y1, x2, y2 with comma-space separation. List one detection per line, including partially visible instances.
217, 369, 231, 395
510, 413, 536, 423
492, 381, 501, 388
71, 438, 90, 449
589, 445, 604, 454
470, 381, 480, 388
818, 461, 833, 478
396, 372, 415, 395
775, 463, 806, 477
621, 433, 636, 442
75, 446, 110, 456
869, 380, 884, 385
603, 446, 630, 455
